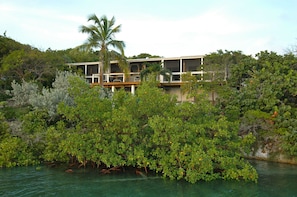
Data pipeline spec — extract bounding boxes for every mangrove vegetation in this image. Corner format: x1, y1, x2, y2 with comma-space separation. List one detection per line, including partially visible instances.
1, 31, 297, 184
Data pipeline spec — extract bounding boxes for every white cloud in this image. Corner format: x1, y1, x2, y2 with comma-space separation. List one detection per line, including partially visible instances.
0, 2, 86, 50
1, 1, 296, 56
118, 7, 268, 57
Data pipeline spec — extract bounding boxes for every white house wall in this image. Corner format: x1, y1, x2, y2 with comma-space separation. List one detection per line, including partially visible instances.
68, 55, 226, 102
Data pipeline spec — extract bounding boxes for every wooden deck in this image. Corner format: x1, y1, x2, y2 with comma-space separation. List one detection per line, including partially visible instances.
91, 82, 140, 88
91, 81, 184, 88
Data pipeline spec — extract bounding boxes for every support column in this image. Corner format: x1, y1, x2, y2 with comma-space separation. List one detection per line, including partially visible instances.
111, 86, 115, 93
180, 58, 183, 82
98, 62, 102, 82
84, 64, 88, 76
131, 85, 135, 95
160, 59, 164, 82
201, 57, 204, 81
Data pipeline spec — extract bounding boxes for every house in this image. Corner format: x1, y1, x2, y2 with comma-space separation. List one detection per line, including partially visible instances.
69, 55, 221, 102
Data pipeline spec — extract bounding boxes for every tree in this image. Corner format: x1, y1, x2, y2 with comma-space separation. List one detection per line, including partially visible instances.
80, 14, 126, 86
226, 51, 297, 157
140, 62, 172, 82
60, 47, 99, 63
1, 73, 259, 182
0, 35, 31, 63
203, 50, 251, 89
1, 49, 66, 89
181, 50, 248, 104
129, 53, 161, 59
7, 71, 87, 118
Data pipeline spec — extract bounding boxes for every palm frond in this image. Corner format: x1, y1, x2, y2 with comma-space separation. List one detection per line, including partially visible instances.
80, 14, 126, 85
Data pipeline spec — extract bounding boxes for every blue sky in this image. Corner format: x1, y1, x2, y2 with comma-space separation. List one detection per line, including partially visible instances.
0, 0, 296, 57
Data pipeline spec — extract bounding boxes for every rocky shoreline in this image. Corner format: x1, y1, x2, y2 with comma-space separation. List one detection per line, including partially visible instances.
246, 148, 297, 165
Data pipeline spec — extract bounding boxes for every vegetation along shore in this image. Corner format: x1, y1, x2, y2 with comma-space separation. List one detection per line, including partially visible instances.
0, 15, 297, 183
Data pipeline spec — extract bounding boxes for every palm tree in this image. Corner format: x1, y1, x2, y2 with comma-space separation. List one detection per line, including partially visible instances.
140, 62, 172, 82
80, 14, 126, 86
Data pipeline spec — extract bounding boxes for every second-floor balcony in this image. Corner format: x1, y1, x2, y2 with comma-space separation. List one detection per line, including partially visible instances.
69, 55, 227, 87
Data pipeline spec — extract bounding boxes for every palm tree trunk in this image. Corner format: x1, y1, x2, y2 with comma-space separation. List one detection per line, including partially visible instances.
99, 49, 105, 87
99, 62, 104, 86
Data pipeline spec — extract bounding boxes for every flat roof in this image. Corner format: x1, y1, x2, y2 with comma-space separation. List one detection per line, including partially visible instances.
68, 55, 204, 66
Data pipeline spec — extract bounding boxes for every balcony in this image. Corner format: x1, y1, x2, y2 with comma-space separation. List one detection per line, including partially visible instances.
69, 55, 207, 87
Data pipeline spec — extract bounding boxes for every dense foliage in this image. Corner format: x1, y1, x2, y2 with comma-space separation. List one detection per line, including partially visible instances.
202, 50, 297, 158
0, 72, 257, 183
1, 36, 297, 184
0, 35, 98, 101
129, 53, 161, 59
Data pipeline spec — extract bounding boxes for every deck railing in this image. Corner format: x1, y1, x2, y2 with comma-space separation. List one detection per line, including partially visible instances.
87, 70, 212, 84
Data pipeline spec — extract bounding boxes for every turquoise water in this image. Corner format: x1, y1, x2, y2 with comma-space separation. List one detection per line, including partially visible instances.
0, 160, 296, 197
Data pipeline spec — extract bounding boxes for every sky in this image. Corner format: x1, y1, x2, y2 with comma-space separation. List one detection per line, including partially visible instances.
0, 0, 297, 57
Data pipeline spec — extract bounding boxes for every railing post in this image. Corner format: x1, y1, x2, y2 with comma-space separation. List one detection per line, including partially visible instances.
131, 85, 135, 95
201, 57, 204, 81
